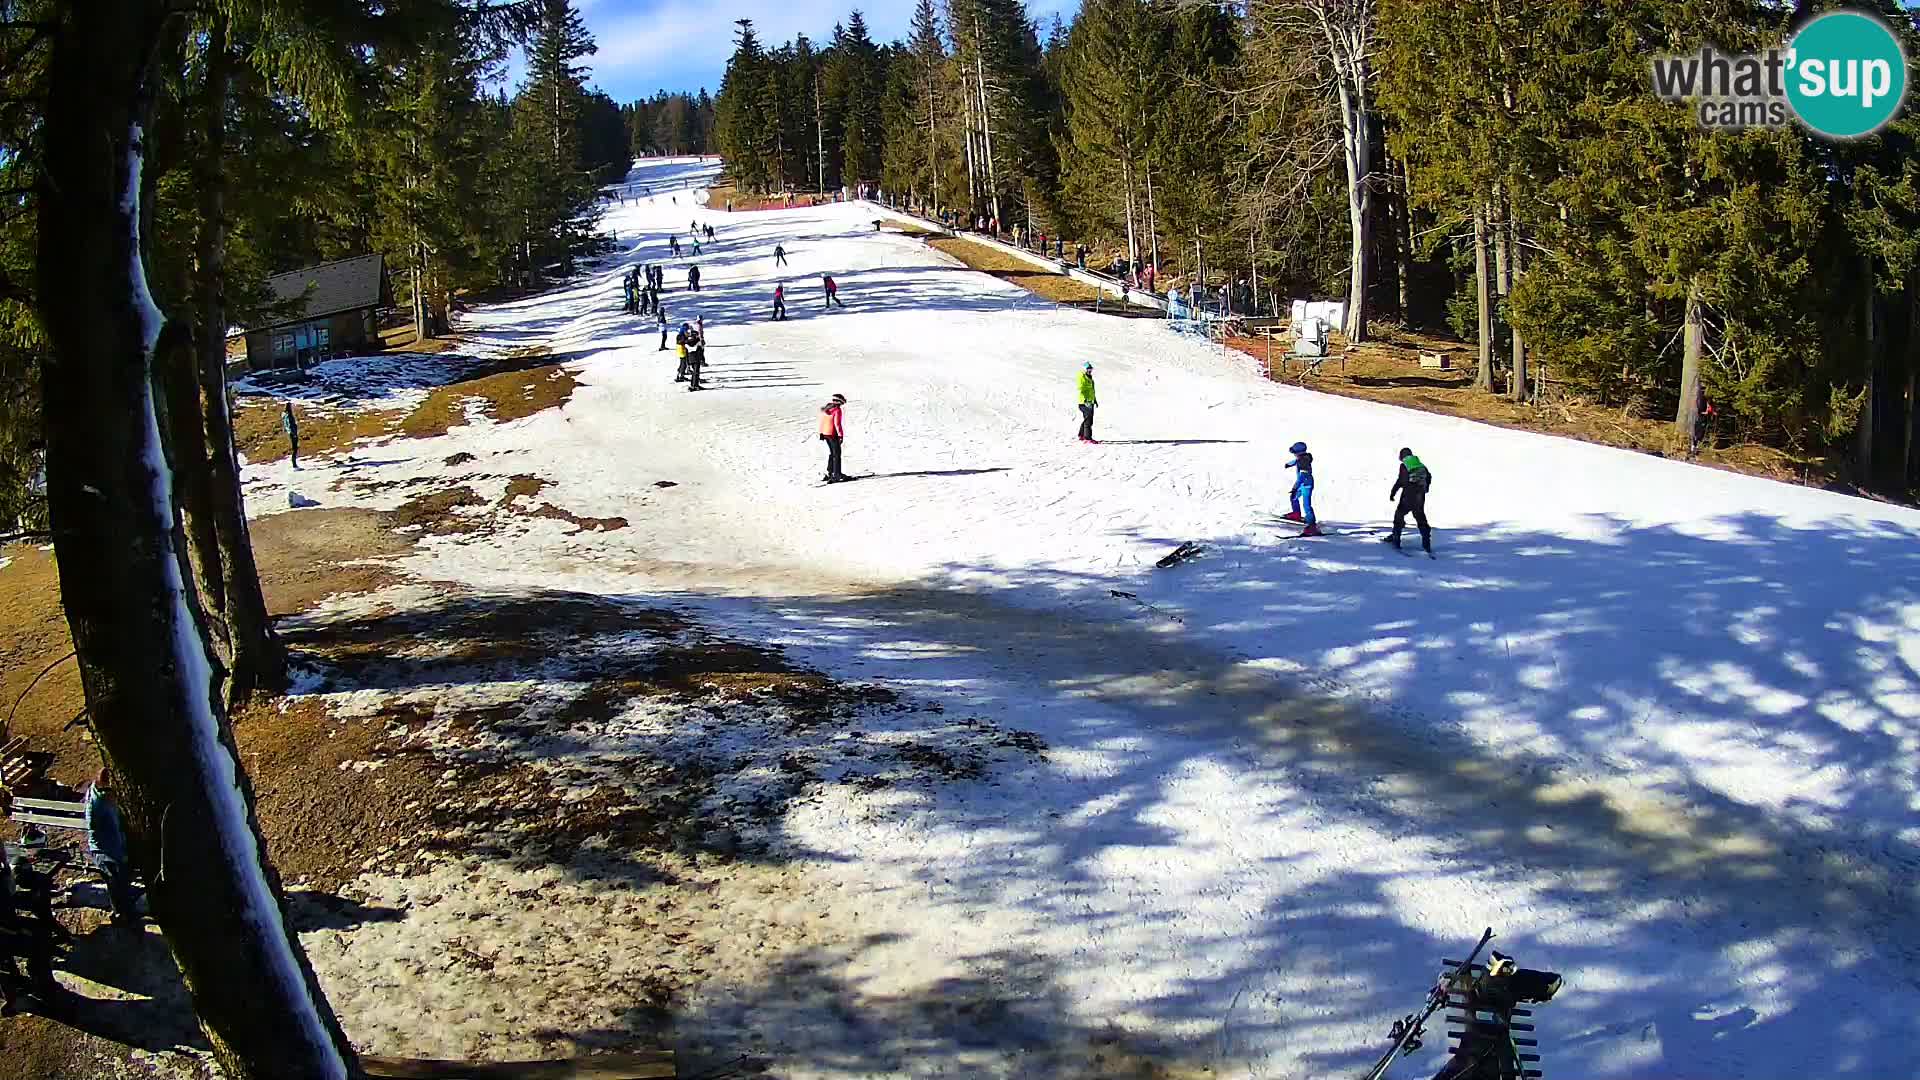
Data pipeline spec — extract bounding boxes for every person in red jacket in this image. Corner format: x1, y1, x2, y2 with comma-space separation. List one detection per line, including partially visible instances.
818, 393, 848, 482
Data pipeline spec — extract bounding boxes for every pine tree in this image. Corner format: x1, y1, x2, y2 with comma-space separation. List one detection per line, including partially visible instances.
716, 19, 778, 191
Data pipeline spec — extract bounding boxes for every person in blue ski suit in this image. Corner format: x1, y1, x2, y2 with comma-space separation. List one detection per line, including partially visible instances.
1282, 441, 1322, 536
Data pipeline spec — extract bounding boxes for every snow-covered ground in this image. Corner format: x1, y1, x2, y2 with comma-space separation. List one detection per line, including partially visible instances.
239, 157, 1920, 1078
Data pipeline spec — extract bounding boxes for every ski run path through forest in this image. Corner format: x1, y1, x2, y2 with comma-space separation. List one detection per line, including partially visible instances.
227, 159, 1920, 1080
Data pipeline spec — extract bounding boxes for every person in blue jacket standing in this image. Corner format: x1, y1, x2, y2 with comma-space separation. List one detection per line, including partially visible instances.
1281, 440, 1321, 536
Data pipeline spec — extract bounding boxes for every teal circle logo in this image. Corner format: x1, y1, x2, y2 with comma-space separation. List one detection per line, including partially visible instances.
1786, 10, 1908, 138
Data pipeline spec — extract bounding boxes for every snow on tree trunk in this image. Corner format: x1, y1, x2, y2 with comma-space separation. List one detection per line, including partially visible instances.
37, 11, 353, 1077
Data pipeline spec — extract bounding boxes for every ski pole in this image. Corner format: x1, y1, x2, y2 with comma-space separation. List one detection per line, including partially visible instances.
1358, 928, 1495, 1080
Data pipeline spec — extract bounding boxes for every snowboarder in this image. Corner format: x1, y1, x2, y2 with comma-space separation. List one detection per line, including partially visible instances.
1076, 362, 1098, 443
1385, 447, 1434, 555
774, 243, 789, 267
281, 402, 300, 469
818, 393, 848, 481
656, 308, 670, 351
687, 265, 701, 292
773, 283, 787, 321
822, 273, 843, 308
1281, 441, 1321, 536
674, 322, 692, 381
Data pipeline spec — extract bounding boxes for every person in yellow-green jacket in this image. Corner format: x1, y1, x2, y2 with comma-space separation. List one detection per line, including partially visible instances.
1386, 446, 1435, 556
1076, 362, 1099, 443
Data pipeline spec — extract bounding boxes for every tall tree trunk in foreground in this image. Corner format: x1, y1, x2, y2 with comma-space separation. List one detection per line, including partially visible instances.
1473, 202, 1494, 392
37, 6, 353, 1077
194, 15, 285, 703
1676, 279, 1705, 442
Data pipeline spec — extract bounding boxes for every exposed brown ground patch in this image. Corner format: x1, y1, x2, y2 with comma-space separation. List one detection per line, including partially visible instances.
705, 183, 835, 212
380, 486, 488, 535
236, 695, 441, 894
233, 353, 575, 466
1227, 327, 1830, 487
927, 236, 1159, 315
249, 508, 412, 617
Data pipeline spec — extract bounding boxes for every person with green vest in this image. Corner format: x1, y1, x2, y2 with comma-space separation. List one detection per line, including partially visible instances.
1386, 446, 1434, 556
1076, 362, 1099, 443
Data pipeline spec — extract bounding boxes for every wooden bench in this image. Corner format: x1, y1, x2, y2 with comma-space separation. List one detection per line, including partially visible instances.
7, 797, 85, 834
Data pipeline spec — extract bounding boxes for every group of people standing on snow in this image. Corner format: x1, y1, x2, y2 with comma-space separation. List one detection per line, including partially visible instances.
1072, 365, 1436, 554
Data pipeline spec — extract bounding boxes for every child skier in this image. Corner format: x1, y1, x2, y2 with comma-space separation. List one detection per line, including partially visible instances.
1282, 440, 1321, 536
1385, 446, 1434, 555
818, 393, 848, 482
822, 273, 843, 308
774, 243, 789, 267
773, 283, 787, 321
1076, 362, 1098, 443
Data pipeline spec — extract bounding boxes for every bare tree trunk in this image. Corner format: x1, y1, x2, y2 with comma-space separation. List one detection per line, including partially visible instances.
38, 6, 351, 1076
1123, 156, 1138, 270
1473, 203, 1494, 392
1145, 160, 1160, 273
972, 9, 1002, 224
1676, 279, 1704, 439
1337, 73, 1371, 342
1507, 208, 1527, 403
193, 15, 283, 703
1396, 159, 1414, 319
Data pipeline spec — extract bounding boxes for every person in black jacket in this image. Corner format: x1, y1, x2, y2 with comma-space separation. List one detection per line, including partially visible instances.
1385, 447, 1434, 555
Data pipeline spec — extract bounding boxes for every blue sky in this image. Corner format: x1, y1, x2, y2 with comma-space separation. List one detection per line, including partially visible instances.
554, 0, 1083, 101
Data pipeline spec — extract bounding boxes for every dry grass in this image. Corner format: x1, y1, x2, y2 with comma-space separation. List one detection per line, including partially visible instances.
928, 236, 1158, 315
705, 182, 835, 212
233, 352, 578, 465
1229, 327, 1828, 487
376, 323, 463, 354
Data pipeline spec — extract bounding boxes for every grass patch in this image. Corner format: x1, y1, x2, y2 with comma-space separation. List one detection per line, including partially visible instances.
928, 236, 1158, 314
1229, 328, 1828, 487
234, 352, 578, 465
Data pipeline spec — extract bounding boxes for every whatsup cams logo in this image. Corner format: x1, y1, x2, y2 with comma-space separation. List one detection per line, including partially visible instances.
1651, 9, 1909, 138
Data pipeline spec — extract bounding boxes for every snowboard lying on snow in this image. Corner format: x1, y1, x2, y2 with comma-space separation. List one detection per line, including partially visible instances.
1156, 541, 1204, 568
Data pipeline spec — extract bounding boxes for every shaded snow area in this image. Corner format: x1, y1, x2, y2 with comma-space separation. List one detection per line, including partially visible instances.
232, 352, 502, 415
212, 157, 1920, 1079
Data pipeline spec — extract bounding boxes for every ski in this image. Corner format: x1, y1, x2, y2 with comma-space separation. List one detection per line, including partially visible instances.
1359, 928, 1496, 1080
1155, 540, 1204, 568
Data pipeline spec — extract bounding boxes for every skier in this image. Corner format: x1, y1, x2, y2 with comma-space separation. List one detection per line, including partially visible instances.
822, 273, 843, 308
656, 307, 670, 351
774, 243, 789, 267
704, 224, 715, 241
773, 282, 787, 321
1076, 362, 1098, 443
1383, 446, 1434, 555
685, 322, 707, 391
688, 264, 701, 292
623, 268, 637, 314
1690, 392, 1717, 460
1281, 440, 1321, 536
818, 392, 848, 482
674, 322, 692, 381
691, 238, 702, 257
669, 236, 681, 257
281, 402, 300, 470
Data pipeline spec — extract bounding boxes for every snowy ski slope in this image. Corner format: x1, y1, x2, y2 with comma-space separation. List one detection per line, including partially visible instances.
245, 158, 1920, 1079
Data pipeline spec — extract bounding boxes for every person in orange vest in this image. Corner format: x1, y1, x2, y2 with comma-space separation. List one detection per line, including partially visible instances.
818, 393, 848, 482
